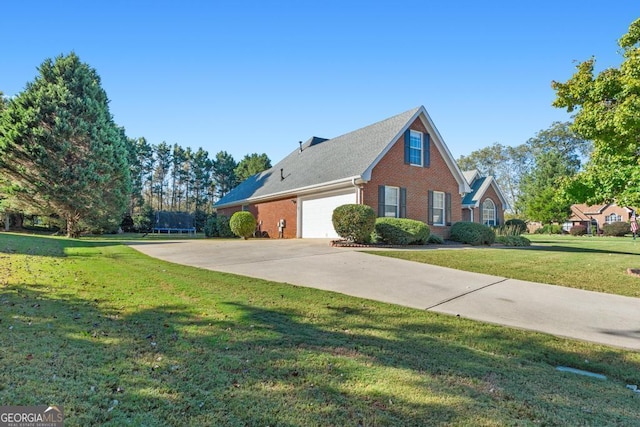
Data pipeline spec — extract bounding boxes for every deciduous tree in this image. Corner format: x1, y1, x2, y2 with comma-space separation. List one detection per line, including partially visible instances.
553, 17, 640, 206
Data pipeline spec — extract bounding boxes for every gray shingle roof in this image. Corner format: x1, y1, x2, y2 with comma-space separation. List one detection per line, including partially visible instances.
215, 107, 422, 207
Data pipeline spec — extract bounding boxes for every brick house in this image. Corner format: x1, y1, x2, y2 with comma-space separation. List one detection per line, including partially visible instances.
567, 203, 636, 234
215, 106, 480, 238
461, 170, 508, 226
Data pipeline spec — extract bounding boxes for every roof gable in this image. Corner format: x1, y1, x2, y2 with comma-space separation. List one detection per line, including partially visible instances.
215, 106, 471, 208
461, 171, 510, 210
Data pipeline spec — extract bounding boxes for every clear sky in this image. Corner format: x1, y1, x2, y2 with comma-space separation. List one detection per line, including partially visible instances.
3, 1, 638, 163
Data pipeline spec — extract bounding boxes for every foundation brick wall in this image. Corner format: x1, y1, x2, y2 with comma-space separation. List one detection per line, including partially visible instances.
217, 198, 297, 238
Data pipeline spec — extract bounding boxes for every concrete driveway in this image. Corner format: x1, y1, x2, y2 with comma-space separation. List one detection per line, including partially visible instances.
129, 239, 640, 350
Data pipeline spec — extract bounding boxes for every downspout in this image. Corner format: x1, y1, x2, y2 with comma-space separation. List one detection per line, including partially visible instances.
352, 177, 362, 204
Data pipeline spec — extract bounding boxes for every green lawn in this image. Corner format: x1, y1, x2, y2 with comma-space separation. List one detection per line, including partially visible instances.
370, 234, 640, 298
1, 233, 640, 426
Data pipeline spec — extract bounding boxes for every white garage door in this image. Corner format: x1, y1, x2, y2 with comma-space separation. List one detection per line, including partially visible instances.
300, 191, 356, 238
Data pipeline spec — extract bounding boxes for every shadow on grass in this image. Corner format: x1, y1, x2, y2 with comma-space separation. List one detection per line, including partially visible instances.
2, 282, 640, 425
0, 233, 121, 257
518, 244, 640, 256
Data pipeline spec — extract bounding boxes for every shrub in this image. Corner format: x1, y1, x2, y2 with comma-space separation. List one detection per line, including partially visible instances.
204, 214, 218, 237
332, 204, 376, 243
569, 225, 587, 236
602, 221, 630, 237
427, 234, 444, 244
230, 211, 256, 239
504, 218, 527, 235
495, 235, 531, 246
450, 222, 495, 245
373, 218, 430, 245
535, 224, 563, 234
216, 215, 234, 238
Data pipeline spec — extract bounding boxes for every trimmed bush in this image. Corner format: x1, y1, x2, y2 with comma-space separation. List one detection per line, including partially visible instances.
504, 218, 527, 235
535, 224, 563, 234
427, 234, 444, 244
204, 215, 218, 237
216, 215, 234, 238
496, 235, 531, 246
450, 222, 495, 245
373, 218, 430, 245
569, 225, 587, 236
602, 221, 630, 237
332, 204, 376, 243
230, 211, 257, 239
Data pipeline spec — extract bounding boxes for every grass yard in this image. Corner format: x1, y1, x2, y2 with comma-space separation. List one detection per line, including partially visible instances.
371, 234, 640, 298
1, 233, 640, 426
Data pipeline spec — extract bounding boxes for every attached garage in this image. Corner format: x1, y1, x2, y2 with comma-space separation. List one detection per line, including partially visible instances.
299, 190, 356, 238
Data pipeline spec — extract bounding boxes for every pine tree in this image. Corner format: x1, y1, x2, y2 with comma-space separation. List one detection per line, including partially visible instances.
0, 53, 131, 237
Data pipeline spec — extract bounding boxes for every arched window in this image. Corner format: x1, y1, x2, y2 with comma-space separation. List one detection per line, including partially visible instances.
482, 199, 496, 226
605, 213, 622, 224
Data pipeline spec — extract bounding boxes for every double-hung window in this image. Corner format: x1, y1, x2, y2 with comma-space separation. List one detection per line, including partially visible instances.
409, 130, 423, 166
432, 191, 445, 226
384, 186, 399, 217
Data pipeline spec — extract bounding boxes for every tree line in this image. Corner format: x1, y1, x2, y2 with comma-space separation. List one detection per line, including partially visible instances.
125, 139, 270, 231
0, 53, 270, 237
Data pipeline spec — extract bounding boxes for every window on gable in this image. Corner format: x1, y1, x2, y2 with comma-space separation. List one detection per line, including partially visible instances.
409, 130, 423, 166
482, 199, 496, 226
432, 191, 445, 226
384, 186, 399, 217
605, 213, 622, 224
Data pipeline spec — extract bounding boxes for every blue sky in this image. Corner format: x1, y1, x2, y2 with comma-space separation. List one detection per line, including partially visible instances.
3, 1, 638, 163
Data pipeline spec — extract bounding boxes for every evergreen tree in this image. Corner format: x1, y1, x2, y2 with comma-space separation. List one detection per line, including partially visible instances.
0, 53, 130, 237
235, 153, 272, 182
212, 151, 237, 198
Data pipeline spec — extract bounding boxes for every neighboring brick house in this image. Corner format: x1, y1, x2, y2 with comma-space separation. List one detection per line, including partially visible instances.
461, 170, 508, 226
567, 203, 636, 234
214, 106, 474, 238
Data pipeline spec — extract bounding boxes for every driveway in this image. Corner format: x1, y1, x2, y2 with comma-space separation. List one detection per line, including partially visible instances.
129, 239, 640, 350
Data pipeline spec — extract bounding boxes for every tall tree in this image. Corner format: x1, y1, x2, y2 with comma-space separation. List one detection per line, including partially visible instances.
125, 136, 153, 214
212, 151, 237, 198
190, 147, 212, 213
170, 143, 186, 210
234, 152, 272, 182
516, 122, 588, 222
152, 142, 172, 211
553, 17, 640, 206
0, 53, 130, 237
518, 150, 577, 223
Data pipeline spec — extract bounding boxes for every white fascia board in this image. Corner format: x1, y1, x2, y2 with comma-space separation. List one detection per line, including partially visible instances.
214, 175, 365, 209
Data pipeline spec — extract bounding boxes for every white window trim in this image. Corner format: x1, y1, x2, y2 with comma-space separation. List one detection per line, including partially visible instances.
483, 199, 496, 226
409, 130, 423, 167
385, 186, 400, 218
433, 191, 445, 226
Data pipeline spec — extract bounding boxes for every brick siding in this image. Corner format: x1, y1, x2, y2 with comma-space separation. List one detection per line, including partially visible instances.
362, 117, 462, 238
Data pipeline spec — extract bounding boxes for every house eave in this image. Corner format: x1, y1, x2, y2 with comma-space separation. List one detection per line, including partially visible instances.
214, 175, 366, 209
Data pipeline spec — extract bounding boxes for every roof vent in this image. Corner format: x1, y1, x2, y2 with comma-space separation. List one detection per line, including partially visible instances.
280, 168, 285, 181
